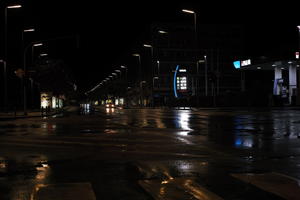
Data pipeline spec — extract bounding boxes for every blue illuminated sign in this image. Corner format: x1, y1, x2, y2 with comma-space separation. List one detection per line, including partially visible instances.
233, 61, 241, 69
173, 65, 179, 98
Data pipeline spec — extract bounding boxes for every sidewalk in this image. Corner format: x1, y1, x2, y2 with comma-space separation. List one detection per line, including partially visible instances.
0, 110, 59, 120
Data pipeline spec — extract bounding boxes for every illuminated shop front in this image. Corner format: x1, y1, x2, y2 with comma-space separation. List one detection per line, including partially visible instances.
40, 92, 64, 109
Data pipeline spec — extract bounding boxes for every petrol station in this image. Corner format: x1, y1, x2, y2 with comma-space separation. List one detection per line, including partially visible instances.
235, 56, 300, 106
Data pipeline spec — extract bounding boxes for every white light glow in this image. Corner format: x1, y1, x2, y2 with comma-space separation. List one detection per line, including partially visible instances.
177, 76, 187, 90
158, 30, 168, 34
7, 5, 22, 9
23, 29, 35, 32
33, 43, 43, 47
241, 59, 251, 66
143, 44, 152, 48
182, 9, 195, 14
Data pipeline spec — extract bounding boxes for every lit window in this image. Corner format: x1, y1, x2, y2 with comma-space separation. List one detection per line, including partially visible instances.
177, 76, 187, 90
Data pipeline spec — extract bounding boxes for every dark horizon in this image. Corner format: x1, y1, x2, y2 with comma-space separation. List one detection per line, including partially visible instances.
1, 1, 299, 91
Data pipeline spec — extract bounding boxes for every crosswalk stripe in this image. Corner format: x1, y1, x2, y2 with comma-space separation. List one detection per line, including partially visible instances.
139, 178, 223, 200
231, 172, 300, 200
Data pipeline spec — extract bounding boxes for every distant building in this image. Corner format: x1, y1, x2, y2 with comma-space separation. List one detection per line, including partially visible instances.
145, 23, 245, 106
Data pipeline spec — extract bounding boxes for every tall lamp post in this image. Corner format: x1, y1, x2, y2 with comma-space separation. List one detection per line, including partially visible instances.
182, 9, 197, 47
297, 26, 300, 51
22, 29, 35, 109
23, 42, 43, 115
133, 53, 142, 106
204, 55, 208, 96
143, 44, 154, 107
4, 4, 22, 111
120, 65, 127, 85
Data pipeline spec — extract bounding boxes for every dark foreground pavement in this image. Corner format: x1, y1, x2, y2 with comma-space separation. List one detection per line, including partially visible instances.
1, 108, 300, 199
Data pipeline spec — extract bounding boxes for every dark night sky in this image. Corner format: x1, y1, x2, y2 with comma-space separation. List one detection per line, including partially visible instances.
1, 1, 300, 92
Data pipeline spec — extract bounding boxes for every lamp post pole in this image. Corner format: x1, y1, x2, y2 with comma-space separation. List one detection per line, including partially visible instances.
22, 29, 35, 110
23, 42, 43, 115
204, 55, 208, 96
133, 54, 142, 106
182, 9, 197, 48
143, 44, 154, 107
4, 5, 22, 112
298, 26, 300, 51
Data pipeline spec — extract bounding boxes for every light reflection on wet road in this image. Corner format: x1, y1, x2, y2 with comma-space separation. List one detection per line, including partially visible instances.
1, 108, 300, 199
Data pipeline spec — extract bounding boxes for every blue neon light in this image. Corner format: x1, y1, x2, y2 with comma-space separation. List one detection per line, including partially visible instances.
173, 65, 179, 98
233, 61, 241, 69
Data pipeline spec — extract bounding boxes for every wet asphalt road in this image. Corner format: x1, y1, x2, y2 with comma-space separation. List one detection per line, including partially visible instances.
1, 107, 300, 199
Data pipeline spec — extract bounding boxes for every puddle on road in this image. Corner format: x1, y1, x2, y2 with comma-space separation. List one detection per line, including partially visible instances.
0, 155, 51, 200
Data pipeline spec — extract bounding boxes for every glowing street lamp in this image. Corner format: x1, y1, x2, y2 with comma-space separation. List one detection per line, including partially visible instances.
143, 44, 152, 48
33, 43, 43, 47
182, 9, 197, 47
7, 5, 22, 9
158, 30, 168, 34
23, 28, 35, 32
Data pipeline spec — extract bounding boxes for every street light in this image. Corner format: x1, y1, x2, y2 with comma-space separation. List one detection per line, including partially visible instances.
182, 9, 197, 47
204, 55, 208, 96
132, 53, 141, 82
297, 26, 300, 51
4, 4, 22, 111
23, 42, 43, 115
23, 28, 35, 32
133, 53, 143, 106
158, 30, 168, 34
40, 53, 48, 57
22, 28, 36, 72
33, 43, 43, 47
153, 76, 159, 88
143, 43, 155, 107
120, 65, 128, 87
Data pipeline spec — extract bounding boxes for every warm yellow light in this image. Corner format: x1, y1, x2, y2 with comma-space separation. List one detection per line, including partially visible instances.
182, 9, 195, 14
132, 53, 140, 57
